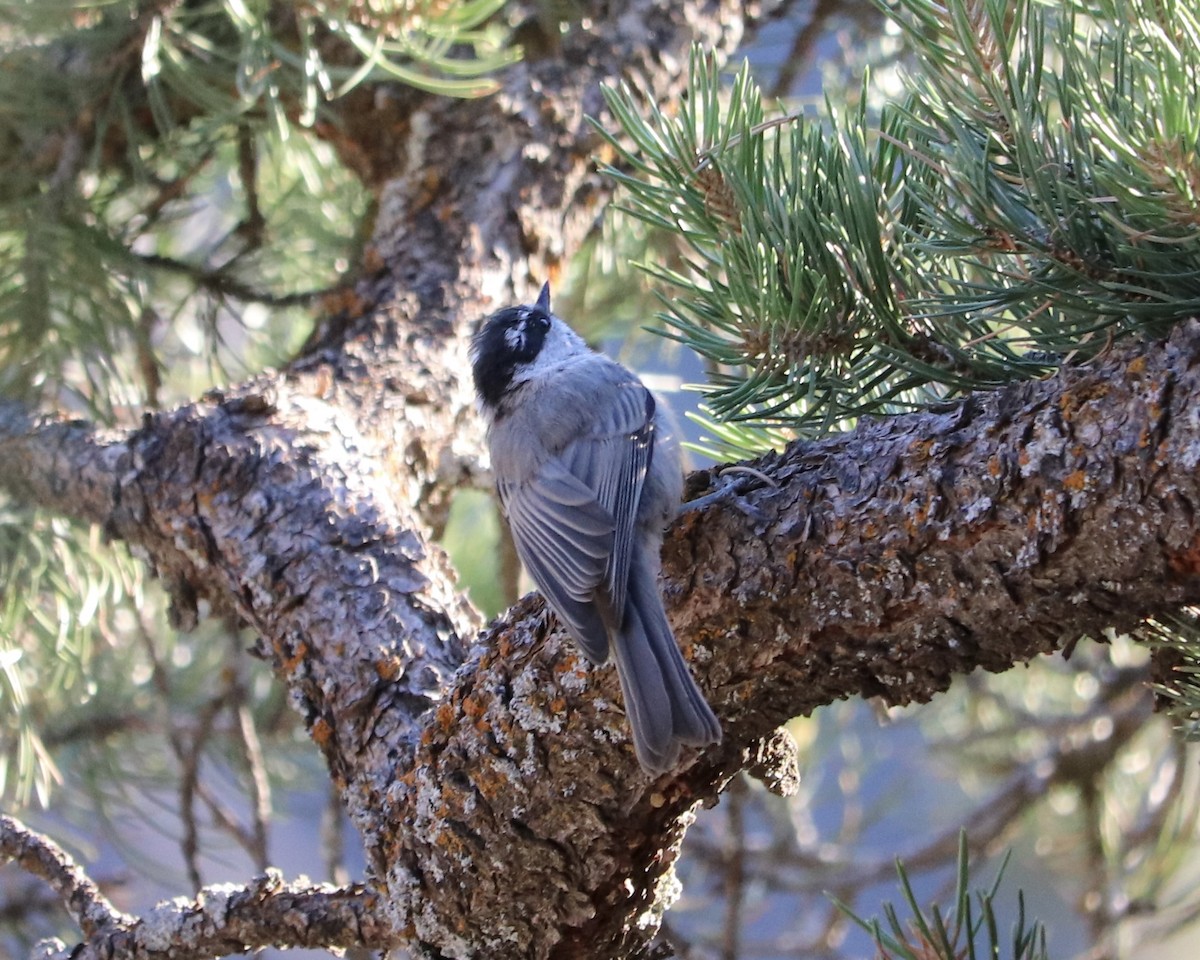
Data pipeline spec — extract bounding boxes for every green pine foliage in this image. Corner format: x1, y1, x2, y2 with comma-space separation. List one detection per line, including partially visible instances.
0, 509, 142, 805
1140, 609, 1200, 741
0, 0, 515, 417
596, 0, 1200, 443
837, 833, 1050, 960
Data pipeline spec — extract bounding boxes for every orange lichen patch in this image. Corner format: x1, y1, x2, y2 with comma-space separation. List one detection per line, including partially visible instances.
435, 826, 467, 858
375, 657, 401, 681
905, 499, 932, 536
673, 509, 703, 535
320, 286, 373, 320
550, 697, 567, 713
1058, 380, 1112, 419
910, 438, 935, 460
435, 701, 456, 731
416, 170, 443, 212
471, 763, 512, 801
1126, 355, 1148, 377
1062, 470, 1088, 493
311, 716, 333, 747
281, 641, 309, 673
1168, 537, 1200, 578
311, 364, 335, 398
463, 693, 488, 722
987, 455, 1003, 477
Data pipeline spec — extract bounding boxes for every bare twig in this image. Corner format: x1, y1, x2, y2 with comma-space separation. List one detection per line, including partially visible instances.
720, 776, 747, 960
178, 691, 232, 890
321, 782, 348, 886
133, 252, 338, 308
234, 694, 272, 871
236, 124, 266, 249
0, 813, 131, 938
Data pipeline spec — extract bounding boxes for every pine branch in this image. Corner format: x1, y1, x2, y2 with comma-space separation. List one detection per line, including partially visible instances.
133, 252, 340, 308
36, 871, 397, 960
0, 813, 130, 939
0, 0, 512, 416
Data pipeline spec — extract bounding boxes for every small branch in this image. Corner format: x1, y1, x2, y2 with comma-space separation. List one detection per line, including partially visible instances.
0, 402, 127, 527
178, 691, 231, 891
236, 124, 266, 249
720, 776, 747, 960
135, 616, 220, 891
233, 680, 273, 871
38, 872, 398, 960
134, 251, 338, 308
0, 813, 131, 938
320, 781, 348, 886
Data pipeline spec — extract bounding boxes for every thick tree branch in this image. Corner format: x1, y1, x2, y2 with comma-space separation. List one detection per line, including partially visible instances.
385, 324, 1200, 956
6, 324, 1200, 956
667, 324, 1200, 736
34, 872, 396, 960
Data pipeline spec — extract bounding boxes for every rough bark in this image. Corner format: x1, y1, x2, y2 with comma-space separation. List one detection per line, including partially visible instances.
7, 321, 1200, 958
4, 1, 1200, 959
31, 873, 393, 960
0, 815, 130, 939
380, 323, 1200, 957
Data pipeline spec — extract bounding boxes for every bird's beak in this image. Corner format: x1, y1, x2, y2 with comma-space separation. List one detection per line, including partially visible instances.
537, 281, 551, 313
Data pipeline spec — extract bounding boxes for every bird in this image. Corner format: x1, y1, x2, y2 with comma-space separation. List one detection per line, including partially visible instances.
470, 282, 721, 774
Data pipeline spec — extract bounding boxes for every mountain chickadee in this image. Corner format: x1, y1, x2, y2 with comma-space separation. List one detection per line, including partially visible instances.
470, 283, 722, 774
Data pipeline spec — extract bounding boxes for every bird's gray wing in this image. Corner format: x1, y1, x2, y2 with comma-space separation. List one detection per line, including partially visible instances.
557, 379, 655, 626
499, 464, 615, 661
499, 376, 655, 663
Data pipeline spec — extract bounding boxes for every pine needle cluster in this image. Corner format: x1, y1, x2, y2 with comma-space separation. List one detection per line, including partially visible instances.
838, 833, 1050, 960
597, 0, 1200, 443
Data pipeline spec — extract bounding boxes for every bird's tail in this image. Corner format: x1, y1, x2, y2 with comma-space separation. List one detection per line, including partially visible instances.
611, 550, 722, 775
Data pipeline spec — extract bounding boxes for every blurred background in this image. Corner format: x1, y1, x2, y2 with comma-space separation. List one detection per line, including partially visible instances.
2, 2, 1199, 958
